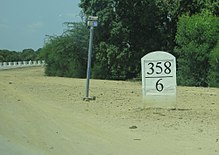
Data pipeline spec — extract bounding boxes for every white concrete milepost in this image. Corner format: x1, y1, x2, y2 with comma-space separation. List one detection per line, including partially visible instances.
141, 51, 176, 107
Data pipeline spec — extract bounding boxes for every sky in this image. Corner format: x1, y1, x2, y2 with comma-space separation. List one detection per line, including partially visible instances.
0, 0, 81, 51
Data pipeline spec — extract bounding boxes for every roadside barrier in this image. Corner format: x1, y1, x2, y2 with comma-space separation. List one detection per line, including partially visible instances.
0, 60, 45, 70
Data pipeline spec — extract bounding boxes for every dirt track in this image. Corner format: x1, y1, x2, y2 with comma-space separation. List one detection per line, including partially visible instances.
0, 67, 218, 155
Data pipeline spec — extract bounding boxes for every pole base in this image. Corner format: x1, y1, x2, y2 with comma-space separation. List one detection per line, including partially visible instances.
83, 96, 96, 101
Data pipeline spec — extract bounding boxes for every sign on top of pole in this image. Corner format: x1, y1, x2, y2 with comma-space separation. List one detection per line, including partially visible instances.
87, 16, 98, 27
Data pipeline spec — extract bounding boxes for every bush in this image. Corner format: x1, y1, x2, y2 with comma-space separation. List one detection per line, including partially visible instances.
208, 41, 219, 87
40, 23, 89, 78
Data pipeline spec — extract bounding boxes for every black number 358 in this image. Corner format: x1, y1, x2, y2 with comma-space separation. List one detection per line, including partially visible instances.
147, 61, 171, 75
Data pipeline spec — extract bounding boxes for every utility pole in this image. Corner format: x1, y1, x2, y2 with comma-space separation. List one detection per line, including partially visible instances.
84, 16, 98, 101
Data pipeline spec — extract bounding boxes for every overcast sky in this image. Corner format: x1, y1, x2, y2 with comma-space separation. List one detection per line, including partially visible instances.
0, 0, 81, 51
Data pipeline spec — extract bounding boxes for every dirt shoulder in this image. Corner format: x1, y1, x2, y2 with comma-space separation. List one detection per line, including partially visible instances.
0, 67, 218, 155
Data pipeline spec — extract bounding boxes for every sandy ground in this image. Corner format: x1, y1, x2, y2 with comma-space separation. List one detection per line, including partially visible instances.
0, 67, 218, 155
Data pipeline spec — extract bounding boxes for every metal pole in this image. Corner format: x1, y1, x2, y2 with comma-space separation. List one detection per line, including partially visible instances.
85, 26, 94, 98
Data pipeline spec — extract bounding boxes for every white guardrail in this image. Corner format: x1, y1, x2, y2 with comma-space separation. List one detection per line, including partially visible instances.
0, 60, 45, 70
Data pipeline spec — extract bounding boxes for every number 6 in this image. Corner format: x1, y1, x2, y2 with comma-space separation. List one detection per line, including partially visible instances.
156, 79, 164, 92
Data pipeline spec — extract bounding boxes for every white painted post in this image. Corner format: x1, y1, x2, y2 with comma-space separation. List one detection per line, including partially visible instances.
3, 62, 7, 67
141, 51, 176, 107
23, 61, 27, 66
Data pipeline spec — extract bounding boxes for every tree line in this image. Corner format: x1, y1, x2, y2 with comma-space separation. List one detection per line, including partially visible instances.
0, 48, 41, 62
40, 0, 219, 87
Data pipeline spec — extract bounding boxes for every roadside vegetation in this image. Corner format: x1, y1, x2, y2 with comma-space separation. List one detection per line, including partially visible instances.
1, 0, 219, 87
0, 48, 41, 62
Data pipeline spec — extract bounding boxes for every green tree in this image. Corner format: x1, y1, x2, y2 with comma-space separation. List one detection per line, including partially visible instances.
175, 11, 219, 86
20, 48, 37, 61
80, 0, 172, 79
0, 50, 20, 62
0, 53, 4, 62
